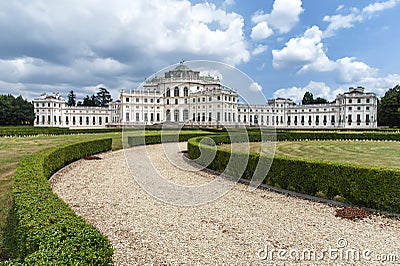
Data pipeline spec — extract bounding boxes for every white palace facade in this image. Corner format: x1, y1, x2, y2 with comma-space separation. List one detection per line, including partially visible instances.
33, 64, 378, 129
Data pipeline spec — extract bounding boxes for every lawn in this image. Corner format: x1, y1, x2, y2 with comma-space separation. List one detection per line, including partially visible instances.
0, 128, 213, 260
220, 140, 400, 169
0, 131, 124, 260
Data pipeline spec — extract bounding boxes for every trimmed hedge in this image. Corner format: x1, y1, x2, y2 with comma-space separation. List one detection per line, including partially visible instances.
0, 126, 122, 137
4, 139, 114, 265
187, 132, 400, 213
126, 131, 214, 147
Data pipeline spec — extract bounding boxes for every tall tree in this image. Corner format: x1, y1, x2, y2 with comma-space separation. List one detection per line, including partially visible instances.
0, 94, 34, 125
82, 95, 96, 106
378, 85, 400, 127
302, 91, 314, 105
95, 87, 112, 107
67, 90, 76, 107
302, 91, 328, 105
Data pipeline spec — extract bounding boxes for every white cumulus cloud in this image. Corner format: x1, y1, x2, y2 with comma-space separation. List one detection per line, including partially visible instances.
249, 82, 263, 92
252, 44, 268, 56
251, 0, 303, 35
250, 21, 273, 40
272, 81, 333, 103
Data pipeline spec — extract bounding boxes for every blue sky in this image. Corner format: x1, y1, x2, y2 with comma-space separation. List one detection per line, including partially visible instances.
0, 0, 399, 103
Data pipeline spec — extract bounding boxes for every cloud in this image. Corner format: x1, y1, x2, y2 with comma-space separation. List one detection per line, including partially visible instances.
0, 0, 251, 100
323, 0, 399, 37
363, 0, 399, 13
272, 81, 333, 103
272, 26, 382, 86
252, 44, 268, 56
335, 57, 378, 84
272, 26, 325, 69
249, 82, 262, 92
250, 22, 273, 40
322, 13, 363, 38
251, 0, 303, 35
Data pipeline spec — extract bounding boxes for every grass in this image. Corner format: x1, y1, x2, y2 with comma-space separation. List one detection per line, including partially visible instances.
220, 140, 400, 169
0, 128, 213, 261
0, 132, 123, 260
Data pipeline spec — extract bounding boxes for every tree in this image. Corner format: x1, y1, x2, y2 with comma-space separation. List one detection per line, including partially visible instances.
82, 95, 96, 106
302, 91, 314, 105
302, 91, 328, 105
67, 90, 76, 107
80, 88, 112, 107
0, 94, 35, 125
95, 87, 112, 107
378, 85, 400, 127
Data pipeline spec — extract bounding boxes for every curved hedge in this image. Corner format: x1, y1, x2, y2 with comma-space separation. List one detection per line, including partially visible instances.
126, 131, 214, 147
4, 139, 114, 265
187, 132, 400, 213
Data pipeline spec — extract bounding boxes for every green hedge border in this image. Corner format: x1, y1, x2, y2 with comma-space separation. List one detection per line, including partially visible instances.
3, 139, 114, 265
188, 131, 400, 213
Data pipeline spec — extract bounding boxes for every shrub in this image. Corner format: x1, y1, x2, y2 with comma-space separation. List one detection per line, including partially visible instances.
187, 132, 400, 213
4, 139, 114, 265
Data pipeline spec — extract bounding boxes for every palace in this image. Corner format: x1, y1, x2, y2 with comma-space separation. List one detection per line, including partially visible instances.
33, 64, 378, 129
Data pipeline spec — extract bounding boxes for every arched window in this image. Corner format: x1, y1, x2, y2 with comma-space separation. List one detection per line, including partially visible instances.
174, 86, 179, 97
166, 109, 171, 122
166, 88, 170, 97
184, 87, 189, 97
174, 109, 179, 122
183, 109, 189, 121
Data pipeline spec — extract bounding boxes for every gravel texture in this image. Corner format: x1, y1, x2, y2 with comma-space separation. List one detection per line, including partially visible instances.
51, 142, 400, 265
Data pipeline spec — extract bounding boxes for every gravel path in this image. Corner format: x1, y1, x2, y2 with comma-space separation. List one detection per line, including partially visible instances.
51, 142, 400, 265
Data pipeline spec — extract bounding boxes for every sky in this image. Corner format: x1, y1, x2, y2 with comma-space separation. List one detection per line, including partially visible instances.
0, 0, 399, 103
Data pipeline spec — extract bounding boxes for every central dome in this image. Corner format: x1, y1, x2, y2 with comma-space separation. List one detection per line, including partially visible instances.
174, 64, 191, 71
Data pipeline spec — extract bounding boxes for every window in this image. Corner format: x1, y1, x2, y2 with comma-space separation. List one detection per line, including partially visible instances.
66, 116, 69, 125
144, 98, 147, 103
48, 115, 51, 125
150, 113, 154, 122
165, 110, 171, 121
166, 88, 170, 97
175, 99, 178, 105
167, 99, 170, 105
217, 96, 221, 101
86, 117, 89, 125
136, 98, 139, 103
150, 99, 154, 103
366, 114, 370, 124
349, 107, 352, 111
126, 97, 129, 102
136, 113, 140, 121
184, 87, 189, 97
348, 115, 352, 124
73, 116, 76, 125
54, 116, 57, 125
356, 114, 361, 125
183, 109, 189, 121
174, 110, 179, 122
217, 112, 221, 122
156, 113, 160, 121
193, 98, 196, 103
357, 107, 361, 110
99, 117, 102, 125
105, 117, 108, 123
202, 112, 205, 122
193, 113, 196, 121
197, 113, 200, 122
349, 99, 352, 103
366, 99, 370, 103
331, 115, 335, 125
357, 99, 361, 103
174, 87, 179, 97
144, 113, 148, 122
202, 97, 205, 102
126, 113, 130, 122
315, 115, 319, 125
